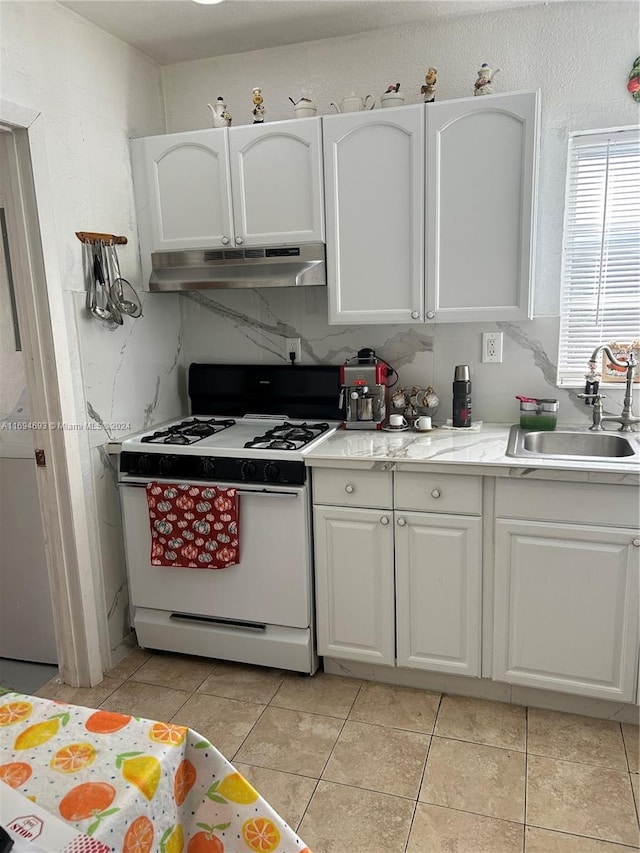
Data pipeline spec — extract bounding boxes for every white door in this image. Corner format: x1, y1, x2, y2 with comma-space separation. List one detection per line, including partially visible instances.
395, 512, 482, 676
323, 106, 425, 324
228, 119, 325, 247
493, 519, 639, 702
130, 128, 234, 251
426, 91, 539, 322
313, 505, 395, 664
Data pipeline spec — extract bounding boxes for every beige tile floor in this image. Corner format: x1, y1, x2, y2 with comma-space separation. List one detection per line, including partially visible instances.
36, 648, 640, 853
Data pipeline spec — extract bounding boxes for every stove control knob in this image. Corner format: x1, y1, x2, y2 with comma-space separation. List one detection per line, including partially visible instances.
200, 458, 217, 477
264, 462, 280, 481
241, 460, 257, 480
136, 454, 151, 474
158, 455, 174, 475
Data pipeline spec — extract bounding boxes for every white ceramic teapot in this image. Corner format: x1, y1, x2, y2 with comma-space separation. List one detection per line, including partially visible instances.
290, 96, 317, 118
207, 97, 232, 127
330, 93, 375, 113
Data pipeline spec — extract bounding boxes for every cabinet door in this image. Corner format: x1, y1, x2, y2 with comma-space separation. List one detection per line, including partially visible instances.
229, 119, 324, 247
314, 505, 395, 664
426, 91, 539, 322
130, 129, 234, 252
395, 512, 482, 676
323, 106, 425, 324
493, 519, 639, 701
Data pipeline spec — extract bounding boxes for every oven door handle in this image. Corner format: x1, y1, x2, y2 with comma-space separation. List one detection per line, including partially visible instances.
237, 489, 299, 498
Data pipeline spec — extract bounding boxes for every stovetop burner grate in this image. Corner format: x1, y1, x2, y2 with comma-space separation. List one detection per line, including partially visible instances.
140, 417, 236, 445
244, 421, 330, 451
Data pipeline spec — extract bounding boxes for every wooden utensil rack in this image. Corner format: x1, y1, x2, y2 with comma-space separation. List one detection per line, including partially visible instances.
76, 231, 128, 245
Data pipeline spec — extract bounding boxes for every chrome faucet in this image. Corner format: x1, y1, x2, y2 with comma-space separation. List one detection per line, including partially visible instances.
583, 346, 639, 432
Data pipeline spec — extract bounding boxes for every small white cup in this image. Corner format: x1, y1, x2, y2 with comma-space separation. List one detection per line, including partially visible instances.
415, 415, 432, 430
389, 414, 408, 428
295, 105, 317, 118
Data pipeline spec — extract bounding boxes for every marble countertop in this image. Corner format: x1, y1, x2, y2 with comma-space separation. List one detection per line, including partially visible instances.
305, 424, 640, 483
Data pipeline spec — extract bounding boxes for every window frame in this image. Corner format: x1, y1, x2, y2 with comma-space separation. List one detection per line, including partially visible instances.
556, 125, 640, 388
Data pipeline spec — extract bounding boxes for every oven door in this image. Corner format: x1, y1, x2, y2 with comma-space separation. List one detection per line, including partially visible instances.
119, 479, 312, 628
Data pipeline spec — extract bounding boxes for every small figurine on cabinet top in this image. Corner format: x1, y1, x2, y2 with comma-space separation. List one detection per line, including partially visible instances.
385, 82, 401, 93
474, 63, 500, 96
421, 67, 438, 103
207, 96, 232, 128
252, 87, 265, 123
628, 56, 640, 102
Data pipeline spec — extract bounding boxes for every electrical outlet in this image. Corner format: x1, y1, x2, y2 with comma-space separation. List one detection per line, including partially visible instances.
482, 331, 503, 363
285, 337, 302, 364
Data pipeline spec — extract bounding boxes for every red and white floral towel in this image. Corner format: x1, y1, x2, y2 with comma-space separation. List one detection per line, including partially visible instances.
146, 483, 239, 569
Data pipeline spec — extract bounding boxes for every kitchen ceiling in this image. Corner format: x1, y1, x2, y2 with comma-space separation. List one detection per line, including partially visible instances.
60, 0, 547, 66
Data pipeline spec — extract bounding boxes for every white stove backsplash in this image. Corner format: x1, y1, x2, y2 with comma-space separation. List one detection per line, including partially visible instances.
178, 287, 625, 428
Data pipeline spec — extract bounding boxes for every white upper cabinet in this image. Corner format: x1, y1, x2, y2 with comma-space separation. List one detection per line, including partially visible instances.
131, 128, 233, 252
426, 91, 539, 322
322, 107, 425, 324
228, 118, 325, 247
130, 119, 324, 254
322, 91, 539, 324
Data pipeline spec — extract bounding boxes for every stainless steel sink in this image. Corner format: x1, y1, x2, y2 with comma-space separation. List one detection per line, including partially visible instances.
506, 425, 638, 461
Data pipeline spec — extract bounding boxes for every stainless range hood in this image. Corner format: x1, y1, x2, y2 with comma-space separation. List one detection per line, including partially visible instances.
149, 243, 325, 291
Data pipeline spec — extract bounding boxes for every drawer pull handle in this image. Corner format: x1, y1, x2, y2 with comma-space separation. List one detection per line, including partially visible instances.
345, 484, 354, 494
431, 489, 441, 499
633, 538, 640, 547
426, 310, 435, 320
380, 516, 389, 525
397, 517, 407, 526
411, 311, 420, 320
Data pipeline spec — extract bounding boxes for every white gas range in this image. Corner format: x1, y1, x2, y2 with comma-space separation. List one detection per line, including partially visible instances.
117, 364, 341, 674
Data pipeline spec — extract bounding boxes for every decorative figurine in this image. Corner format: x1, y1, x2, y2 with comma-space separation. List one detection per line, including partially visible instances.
628, 56, 640, 102
207, 96, 232, 128
421, 67, 438, 103
474, 63, 500, 96
252, 87, 265, 123
385, 83, 401, 93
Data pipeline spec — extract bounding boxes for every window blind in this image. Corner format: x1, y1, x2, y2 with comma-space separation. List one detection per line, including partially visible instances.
557, 127, 640, 385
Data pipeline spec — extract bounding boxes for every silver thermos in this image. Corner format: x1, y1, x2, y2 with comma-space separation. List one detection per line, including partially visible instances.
452, 365, 472, 427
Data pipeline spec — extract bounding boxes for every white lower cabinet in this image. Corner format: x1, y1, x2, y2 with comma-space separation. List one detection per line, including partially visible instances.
313, 505, 395, 665
492, 477, 640, 703
312, 468, 639, 705
312, 468, 482, 675
493, 519, 639, 702
395, 512, 482, 676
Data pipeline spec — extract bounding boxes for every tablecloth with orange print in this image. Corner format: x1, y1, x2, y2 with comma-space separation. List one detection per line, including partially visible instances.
0, 692, 312, 853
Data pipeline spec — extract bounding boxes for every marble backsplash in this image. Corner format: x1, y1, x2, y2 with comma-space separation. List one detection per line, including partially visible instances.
178, 286, 625, 427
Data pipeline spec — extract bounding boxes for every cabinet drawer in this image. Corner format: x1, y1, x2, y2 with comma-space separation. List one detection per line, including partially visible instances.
394, 471, 482, 515
312, 468, 392, 509
495, 479, 639, 528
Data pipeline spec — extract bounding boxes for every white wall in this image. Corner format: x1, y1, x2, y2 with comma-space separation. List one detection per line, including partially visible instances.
163, 1, 638, 425
0, 1, 183, 664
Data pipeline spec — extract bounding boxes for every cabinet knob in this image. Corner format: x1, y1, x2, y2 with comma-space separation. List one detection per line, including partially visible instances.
380, 516, 389, 525
431, 488, 441, 499
633, 538, 640, 547
426, 311, 435, 320
344, 484, 354, 494
397, 517, 407, 526
221, 236, 230, 245
235, 236, 244, 245
411, 311, 420, 320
